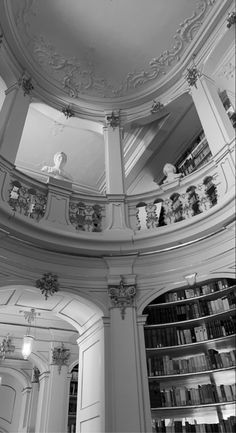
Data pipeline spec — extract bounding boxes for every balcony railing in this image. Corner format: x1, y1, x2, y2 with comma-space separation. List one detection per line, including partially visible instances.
0, 140, 234, 248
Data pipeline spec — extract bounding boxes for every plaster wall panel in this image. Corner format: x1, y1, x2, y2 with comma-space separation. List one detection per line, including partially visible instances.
81, 341, 100, 409
80, 416, 100, 433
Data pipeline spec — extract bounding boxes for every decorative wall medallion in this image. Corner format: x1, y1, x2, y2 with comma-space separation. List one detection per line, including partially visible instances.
35, 272, 59, 300
105, 112, 120, 128
61, 105, 75, 119
150, 100, 164, 114
0, 335, 15, 360
18, 75, 34, 96
186, 65, 201, 88
32, 366, 40, 383
108, 278, 136, 319
226, 11, 236, 28
51, 343, 70, 374
14, 0, 217, 98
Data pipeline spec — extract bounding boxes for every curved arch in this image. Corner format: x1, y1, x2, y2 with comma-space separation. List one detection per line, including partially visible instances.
0, 284, 104, 335
0, 366, 31, 389
137, 273, 236, 314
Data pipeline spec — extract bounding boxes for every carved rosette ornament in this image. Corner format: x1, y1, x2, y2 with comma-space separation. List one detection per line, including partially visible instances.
51, 343, 70, 374
108, 278, 136, 319
186, 65, 201, 88
105, 112, 120, 129
61, 105, 75, 119
150, 100, 164, 114
35, 272, 59, 300
226, 11, 236, 28
18, 75, 34, 96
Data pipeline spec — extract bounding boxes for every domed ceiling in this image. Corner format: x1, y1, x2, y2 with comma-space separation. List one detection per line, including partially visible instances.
0, 0, 220, 194
1, 0, 217, 104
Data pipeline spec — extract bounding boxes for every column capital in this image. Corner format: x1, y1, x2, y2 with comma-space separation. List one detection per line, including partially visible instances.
104, 110, 121, 129
108, 276, 137, 320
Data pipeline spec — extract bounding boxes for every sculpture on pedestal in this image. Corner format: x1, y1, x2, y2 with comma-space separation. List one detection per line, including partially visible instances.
163, 163, 183, 184
41, 151, 72, 180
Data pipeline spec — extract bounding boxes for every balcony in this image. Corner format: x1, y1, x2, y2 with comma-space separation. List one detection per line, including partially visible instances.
0, 140, 235, 256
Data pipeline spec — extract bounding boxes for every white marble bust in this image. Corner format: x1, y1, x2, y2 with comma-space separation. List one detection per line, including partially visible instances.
41, 151, 72, 180
163, 163, 183, 184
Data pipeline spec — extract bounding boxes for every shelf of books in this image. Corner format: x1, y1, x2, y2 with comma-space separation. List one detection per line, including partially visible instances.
143, 278, 236, 433
176, 130, 212, 177
67, 364, 78, 433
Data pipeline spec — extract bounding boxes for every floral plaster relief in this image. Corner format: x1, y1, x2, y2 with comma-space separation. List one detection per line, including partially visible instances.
12, 0, 217, 98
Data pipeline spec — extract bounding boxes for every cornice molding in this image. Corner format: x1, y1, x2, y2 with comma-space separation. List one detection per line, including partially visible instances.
0, 0, 229, 122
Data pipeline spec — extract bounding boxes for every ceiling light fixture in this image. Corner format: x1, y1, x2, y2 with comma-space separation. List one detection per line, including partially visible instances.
21, 308, 40, 360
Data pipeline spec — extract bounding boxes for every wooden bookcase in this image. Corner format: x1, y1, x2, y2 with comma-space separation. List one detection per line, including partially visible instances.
176, 131, 212, 177
143, 278, 236, 433
67, 364, 78, 433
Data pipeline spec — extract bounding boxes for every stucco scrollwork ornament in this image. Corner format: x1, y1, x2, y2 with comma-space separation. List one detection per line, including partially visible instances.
186, 65, 201, 88
32, 366, 40, 383
150, 100, 164, 114
186, 54, 201, 88
226, 11, 236, 28
61, 105, 75, 119
105, 111, 120, 129
108, 278, 136, 319
16, 0, 216, 97
0, 335, 15, 360
51, 343, 70, 374
18, 74, 34, 96
35, 272, 59, 300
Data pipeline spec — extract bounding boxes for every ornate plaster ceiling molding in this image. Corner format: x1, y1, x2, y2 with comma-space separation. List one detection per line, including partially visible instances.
5, 0, 218, 101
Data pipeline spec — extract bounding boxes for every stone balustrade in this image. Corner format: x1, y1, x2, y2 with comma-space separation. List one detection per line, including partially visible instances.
0, 140, 235, 246
127, 163, 220, 231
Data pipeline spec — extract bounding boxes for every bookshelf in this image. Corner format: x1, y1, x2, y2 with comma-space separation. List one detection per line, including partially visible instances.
143, 278, 236, 433
67, 364, 78, 433
176, 130, 212, 177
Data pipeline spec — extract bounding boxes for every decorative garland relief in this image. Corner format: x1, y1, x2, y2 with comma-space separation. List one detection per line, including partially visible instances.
13, 0, 217, 98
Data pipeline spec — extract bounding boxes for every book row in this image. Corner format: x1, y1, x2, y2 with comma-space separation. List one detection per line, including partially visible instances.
69, 381, 78, 395
147, 348, 236, 376
146, 290, 236, 324
71, 371, 78, 381
157, 280, 231, 303
152, 416, 236, 433
144, 316, 236, 347
149, 382, 236, 407
67, 424, 76, 433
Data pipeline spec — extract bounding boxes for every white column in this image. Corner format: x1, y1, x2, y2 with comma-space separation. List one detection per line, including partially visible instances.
103, 116, 132, 231
103, 122, 125, 195
137, 315, 153, 433
27, 381, 39, 433
190, 74, 235, 155
35, 371, 50, 433
0, 83, 30, 164
44, 364, 70, 433
76, 319, 107, 433
18, 386, 32, 433
109, 306, 145, 433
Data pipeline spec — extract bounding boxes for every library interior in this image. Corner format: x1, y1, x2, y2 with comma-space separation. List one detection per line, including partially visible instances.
0, 1, 235, 432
